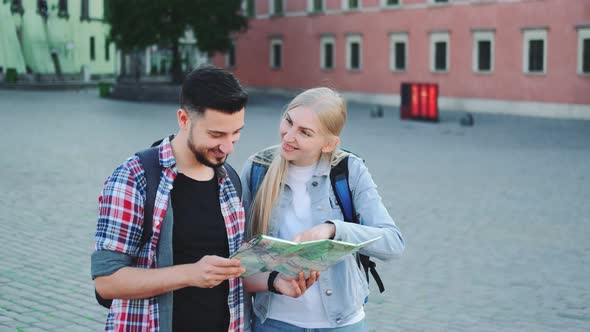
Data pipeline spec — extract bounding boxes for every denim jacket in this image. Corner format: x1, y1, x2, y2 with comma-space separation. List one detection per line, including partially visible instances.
240, 147, 405, 330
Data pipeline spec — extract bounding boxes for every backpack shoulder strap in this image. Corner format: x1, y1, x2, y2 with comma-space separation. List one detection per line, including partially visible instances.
135, 146, 162, 246
330, 156, 357, 224
224, 163, 242, 198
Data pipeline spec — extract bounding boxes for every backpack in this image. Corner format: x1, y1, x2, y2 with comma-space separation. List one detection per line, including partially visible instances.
249, 149, 385, 293
95, 139, 242, 308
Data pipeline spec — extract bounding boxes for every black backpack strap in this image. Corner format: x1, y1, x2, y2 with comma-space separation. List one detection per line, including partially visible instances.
135, 146, 162, 247
224, 163, 242, 198
359, 254, 385, 293
330, 154, 385, 293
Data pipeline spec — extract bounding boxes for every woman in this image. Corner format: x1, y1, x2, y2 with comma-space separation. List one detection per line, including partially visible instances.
241, 87, 405, 331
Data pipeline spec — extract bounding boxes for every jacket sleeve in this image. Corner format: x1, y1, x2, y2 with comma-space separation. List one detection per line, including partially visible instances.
329, 156, 405, 260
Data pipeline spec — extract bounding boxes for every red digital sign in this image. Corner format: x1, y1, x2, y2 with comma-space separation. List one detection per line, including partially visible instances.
401, 83, 439, 122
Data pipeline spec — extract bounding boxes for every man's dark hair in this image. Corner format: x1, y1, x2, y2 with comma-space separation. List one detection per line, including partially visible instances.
180, 65, 248, 116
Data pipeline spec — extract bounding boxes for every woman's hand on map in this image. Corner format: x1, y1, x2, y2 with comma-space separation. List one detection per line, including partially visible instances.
292, 222, 336, 243
275, 271, 319, 297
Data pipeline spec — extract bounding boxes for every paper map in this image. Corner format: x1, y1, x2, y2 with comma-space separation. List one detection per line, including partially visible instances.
230, 235, 381, 278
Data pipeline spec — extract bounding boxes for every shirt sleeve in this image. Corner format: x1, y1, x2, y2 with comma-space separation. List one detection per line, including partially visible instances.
91, 160, 145, 278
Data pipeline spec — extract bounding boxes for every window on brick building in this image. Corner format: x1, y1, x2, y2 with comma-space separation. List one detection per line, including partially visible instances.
522, 29, 547, 74
246, 0, 255, 18
271, 0, 284, 16
270, 39, 283, 69
390, 32, 408, 72
346, 35, 362, 71
383, 0, 400, 6
310, 0, 324, 13
346, 0, 360, 10
577, 27, 590, 75
430, 31, 449, 72
472, 30, 494, 73
321, 35, 335, 70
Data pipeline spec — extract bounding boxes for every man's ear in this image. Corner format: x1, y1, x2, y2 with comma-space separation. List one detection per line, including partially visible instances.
321, 136, 340, 153
177, 109, 190, 130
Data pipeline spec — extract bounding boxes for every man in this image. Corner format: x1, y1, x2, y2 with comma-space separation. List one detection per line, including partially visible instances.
91, 65, 248, 332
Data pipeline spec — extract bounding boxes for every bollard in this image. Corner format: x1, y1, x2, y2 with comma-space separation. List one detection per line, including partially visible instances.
370, 105, 384, 118
460, 113, 474, 126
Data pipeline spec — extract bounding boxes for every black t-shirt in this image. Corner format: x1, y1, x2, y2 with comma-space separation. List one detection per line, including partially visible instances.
171, 173, 230, 332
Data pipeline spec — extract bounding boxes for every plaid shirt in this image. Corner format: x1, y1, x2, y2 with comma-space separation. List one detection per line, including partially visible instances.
94, 136, 245, 332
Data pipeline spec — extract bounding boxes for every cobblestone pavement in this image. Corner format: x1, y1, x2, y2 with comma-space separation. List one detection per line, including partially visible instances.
0, 89, 588, 332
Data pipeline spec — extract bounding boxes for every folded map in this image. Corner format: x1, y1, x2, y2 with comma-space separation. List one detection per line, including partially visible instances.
231, 235, 381, 278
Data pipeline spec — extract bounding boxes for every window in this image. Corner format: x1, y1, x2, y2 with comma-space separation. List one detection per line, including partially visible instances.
346, 34, 362, 70
345, 0, 360, 10
270, 0, 284, 16
81, 0, 89, 19
37, 0, 48, 18
90, 36, 95, 61
433, 0, 448, 3
528, 40, 544, 72
11, 0, 24, 15
577, 27, 590, 75
309, 0, 324, 13
430, 31, 449, 72
226, 41, 236, 68
270, 38, 283, 69
246, 0, 255, 18
522, 29, 547, 74
382, 0, 400, 7
105, 38, 110, 61
58, 0, 68, 17
321, 35, 335, 70
472, 30, 494, 73
390, 32, 408, 72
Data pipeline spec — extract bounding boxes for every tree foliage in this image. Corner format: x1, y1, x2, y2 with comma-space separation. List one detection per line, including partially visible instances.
105, 0, 248, 81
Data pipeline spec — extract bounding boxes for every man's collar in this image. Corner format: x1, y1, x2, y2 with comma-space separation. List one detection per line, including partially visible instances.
158, 135, 177, 169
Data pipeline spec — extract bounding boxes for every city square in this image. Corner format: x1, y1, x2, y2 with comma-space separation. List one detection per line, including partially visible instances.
0, 88, 588, 331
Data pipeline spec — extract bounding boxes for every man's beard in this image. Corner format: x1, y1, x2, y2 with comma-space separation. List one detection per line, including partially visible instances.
187, 133, 226, 169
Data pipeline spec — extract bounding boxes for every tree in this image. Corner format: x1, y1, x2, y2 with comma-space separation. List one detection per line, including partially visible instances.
105, 0, 248, 83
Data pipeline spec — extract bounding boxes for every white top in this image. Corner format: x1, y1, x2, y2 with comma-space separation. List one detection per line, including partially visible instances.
267, 163, 365, 328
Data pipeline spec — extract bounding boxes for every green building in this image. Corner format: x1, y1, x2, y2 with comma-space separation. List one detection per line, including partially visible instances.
0, 0, 115, 80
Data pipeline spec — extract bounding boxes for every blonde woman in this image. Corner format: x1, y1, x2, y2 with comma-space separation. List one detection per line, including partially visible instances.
241, 87, 405, 332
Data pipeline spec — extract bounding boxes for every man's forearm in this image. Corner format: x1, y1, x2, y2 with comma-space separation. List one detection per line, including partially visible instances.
95, 264, 191, 300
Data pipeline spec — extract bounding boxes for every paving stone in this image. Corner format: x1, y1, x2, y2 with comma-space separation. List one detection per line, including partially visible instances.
1, 89, 589, 332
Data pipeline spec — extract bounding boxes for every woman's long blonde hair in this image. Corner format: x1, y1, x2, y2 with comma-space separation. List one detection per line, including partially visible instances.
249, 87, 347, 236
